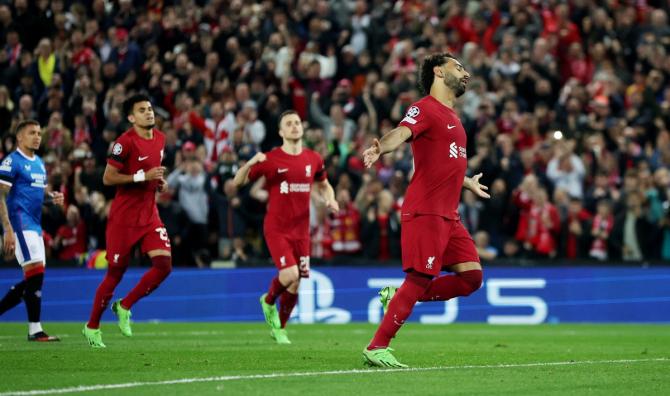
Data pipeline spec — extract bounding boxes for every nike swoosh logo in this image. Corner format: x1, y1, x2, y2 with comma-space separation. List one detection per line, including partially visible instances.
138, 156, 149, 161
447, 125, 456, 129
278, 168, 288, 173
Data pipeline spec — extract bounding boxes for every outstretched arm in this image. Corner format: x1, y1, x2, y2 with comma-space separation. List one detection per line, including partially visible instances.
362, 126, 412, 168
463, 173, 490, 199
314, 179, 339, 212
233, 152, 266, 188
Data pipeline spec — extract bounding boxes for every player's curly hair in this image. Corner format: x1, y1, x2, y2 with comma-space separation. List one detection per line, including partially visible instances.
122, 93, 152, 117
418, 52, 457, 95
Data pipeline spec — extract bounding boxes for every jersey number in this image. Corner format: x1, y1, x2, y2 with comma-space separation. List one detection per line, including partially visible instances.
155, 227, 171, 248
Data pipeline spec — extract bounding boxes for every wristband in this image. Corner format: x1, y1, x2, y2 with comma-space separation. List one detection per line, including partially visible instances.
133, 170, 146, 183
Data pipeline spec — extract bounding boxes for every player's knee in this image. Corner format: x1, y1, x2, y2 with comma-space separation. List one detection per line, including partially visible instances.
458, 269, 483, 296
286, 271, 300, 286
107, 263, 127, 281
279, 265, 300, 285
151, 255, 172, 276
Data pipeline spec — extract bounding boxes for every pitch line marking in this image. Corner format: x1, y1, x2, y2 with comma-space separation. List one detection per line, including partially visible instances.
1, 358, 667, 395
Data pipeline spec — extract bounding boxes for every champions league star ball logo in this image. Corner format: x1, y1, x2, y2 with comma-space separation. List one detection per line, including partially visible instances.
112, 143, 123, 156
402, 106, 420, 124
406, 106, 420, 118
0, 157, 12, 172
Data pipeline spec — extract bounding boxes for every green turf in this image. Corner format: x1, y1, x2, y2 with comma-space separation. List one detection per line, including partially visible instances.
0, 323, 668, 395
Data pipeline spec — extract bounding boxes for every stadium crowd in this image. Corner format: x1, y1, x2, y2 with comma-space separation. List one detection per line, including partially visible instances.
0, 0, 669, 267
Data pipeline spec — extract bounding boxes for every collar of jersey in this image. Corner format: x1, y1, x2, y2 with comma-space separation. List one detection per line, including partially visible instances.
16, 148, 36, 161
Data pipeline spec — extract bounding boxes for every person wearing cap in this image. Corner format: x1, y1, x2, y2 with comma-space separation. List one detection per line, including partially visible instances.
108, 27, 142, 77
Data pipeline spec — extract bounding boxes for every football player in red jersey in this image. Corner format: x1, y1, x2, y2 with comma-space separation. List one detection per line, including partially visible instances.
83, 94, 172, 348
234, 110, 338, 344
362, 53, 490, 367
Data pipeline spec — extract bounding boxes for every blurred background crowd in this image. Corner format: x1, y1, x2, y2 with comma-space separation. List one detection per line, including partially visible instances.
0, 0, 669, 267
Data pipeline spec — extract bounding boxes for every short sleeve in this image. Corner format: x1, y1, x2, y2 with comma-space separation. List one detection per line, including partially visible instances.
313, 153, 327, 182
248, 157, 269, 182
0, 156, 16, 187
107, 135, 129, 169
398, 103, 431, 140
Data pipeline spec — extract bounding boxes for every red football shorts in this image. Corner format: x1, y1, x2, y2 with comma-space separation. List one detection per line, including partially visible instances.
106, 220, 172, 266
401, 214, 480, 276
265, 232, 310, 277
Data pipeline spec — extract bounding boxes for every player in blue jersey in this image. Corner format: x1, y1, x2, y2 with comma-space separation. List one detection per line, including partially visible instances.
0, 120, 64, 341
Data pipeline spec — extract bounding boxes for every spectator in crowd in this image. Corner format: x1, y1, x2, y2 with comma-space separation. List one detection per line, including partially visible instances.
560, 196, 592, 260
78, 190, 108, 251
589, 199, 614, 260
214, 178, 249, 263
611, 192, 658, 261
361, 189, 400, 260
524, 187, 561, 258
330, 187, 361, 257
547, 142, 586, 199
155, 189, 186, 262
166, 156, 210, 267
474, 231, 498, 261
53, 205, 87, 263
479, 178, 511, 250
459, 189, 484, 235
584, 171, 616, 214
310, 91, 356, 146
311, 201, 333, 261
204, 101, 234, 162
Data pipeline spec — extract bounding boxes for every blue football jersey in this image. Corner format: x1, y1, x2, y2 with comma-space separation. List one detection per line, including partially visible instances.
0, 150, 47, 232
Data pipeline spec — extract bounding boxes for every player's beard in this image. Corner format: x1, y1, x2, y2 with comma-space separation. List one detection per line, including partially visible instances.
444, 73, 466, 97
27, 141, 40, 153
142, 123, 156, 130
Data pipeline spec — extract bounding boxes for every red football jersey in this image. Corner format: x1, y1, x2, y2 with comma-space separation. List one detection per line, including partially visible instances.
107, 128, 165, 227
399, 95, 467, 220
248, 147, 326, 238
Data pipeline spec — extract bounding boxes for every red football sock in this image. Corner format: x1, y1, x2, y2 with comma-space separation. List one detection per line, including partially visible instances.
367, 271, 432, 350
264, 276, 287, 305
279, 291, 298, 328
418, 270, 483, 302
87, 263, 127, 329
121, 255, 172, 309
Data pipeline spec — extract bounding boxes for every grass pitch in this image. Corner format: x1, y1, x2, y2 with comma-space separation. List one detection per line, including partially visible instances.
0, 323, 668, 395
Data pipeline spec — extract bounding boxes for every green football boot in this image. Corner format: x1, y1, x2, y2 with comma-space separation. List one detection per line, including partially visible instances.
270, 328, 291, 344
260, 293, 281, 329
82, 325, 106, 348
363, 347, 408, 368
111, 299, 132, 337
379, 286, 398, 315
